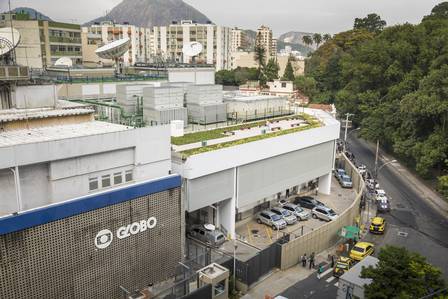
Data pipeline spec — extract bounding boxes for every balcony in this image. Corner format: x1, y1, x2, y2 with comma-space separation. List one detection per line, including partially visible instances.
49, 36, 81, 44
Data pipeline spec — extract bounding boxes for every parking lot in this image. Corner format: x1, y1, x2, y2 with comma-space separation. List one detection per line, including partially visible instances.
235, 177, 356, 249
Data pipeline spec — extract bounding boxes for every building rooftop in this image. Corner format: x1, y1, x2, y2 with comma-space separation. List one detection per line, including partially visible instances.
340, 256, 378, 287
0, 121, 131, 148
0, 107, 94, 123
172, 113, 322, 157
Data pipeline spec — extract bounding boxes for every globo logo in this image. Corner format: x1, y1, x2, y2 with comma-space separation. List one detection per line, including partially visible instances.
94, 217, 157, 249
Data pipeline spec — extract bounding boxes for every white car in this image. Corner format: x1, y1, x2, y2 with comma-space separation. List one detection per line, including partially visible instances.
366, 179, 379, 190
376, 194, 388, 201
357, 164, 367, 175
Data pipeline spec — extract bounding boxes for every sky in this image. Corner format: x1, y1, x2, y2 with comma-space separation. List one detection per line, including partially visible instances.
0, 0, 444, 35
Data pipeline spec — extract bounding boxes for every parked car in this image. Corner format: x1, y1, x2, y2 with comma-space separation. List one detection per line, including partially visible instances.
294, 196, 325, 209
334, 168, 346, 179
257, 210, 287, 230
277, 198, 289, 206
339, 174, 353, 188
375, 189, 386, 197
369, 217, 386, 234
349, 242, 375, 261
270, 207, 297, 225
283, 203, 310, 221
333, 256, 353, 277
357, 164, 367, 176
377, 198, 391, 213
365, 179, 379, 190
311, 206, 338, 221
187, 224, 226, 247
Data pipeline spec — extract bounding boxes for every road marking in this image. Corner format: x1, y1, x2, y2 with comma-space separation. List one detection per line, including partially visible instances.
326, 276, 336, 283
321, 268, 333, 277
398, 231, 408, 237
334, 282, 339, 287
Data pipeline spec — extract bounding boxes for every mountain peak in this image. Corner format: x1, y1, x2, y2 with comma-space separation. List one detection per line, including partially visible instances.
86, 0, 212, 27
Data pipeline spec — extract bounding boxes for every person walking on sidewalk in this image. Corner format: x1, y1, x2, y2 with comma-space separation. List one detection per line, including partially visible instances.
317, 264, 324, 279
301, 253, 307, 267
309, 252, 315, 269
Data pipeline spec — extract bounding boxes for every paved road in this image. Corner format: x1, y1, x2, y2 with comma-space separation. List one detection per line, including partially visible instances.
347, 135, 448, 278
280, 134, 448, 299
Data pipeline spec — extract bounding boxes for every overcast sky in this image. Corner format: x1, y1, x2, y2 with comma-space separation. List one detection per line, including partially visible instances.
0, 0, 444, 35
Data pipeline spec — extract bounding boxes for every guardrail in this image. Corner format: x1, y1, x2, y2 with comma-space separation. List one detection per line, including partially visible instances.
279, 153, 365, 270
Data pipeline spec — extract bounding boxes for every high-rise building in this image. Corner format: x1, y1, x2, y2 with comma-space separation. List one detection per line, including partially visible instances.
0, 13, 82, 68
256, 25, 277, 61
151, 20, 231, 71
230, 27, 247, 53
81, 22, 151, 67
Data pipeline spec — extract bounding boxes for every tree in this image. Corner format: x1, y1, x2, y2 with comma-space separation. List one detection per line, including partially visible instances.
323, 34, 332, 42
264, 58, 280, 82
302, 35, 313, 47
438, 175, 448, 199
282, 58, 295, 81
354, 13, 387, 33
294, 76, 318, 98
254, 34, 267, 86
312, 33, 323, 48
361, 246, 445, 299
424, 2, 448, 20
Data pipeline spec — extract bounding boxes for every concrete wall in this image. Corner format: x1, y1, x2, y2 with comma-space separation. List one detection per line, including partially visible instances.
279, 154, 364, 270
13, 85, 57, 109
168, 68, 215, 85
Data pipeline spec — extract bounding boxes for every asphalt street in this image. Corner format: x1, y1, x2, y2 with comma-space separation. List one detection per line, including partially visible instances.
279, 133, 448, 299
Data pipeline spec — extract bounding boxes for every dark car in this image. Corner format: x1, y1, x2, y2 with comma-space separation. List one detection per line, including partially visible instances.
377, 198, 391, 213
294, 196, 325, 209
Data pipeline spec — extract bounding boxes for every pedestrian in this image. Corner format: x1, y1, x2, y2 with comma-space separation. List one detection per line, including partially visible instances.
317, 264, 324, 279
309, 252, 315, 269
331, 255, 335, 268
301, 253, 307, 267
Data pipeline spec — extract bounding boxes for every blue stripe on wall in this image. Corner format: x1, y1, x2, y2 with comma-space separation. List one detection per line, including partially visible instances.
0, 175, 181, 236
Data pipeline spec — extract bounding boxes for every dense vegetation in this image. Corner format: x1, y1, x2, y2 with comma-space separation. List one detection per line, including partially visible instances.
361, 246, 446, 299
215, 67, 259, 86
300, 3, 448, 196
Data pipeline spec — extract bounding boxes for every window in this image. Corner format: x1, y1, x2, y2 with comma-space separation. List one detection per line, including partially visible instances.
281, 82, 287, 88
125, 170, 133, 182
89, 177, 98, 191
102, 175, 111, 188
114, 172, 122, 185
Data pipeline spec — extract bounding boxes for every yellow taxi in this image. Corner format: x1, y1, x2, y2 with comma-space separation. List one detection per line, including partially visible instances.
349, 242, 375, 261
369, 217, 386, 234
333, 256, 353, 277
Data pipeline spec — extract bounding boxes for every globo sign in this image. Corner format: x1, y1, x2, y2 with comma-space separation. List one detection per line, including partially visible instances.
94, 217, 157, 249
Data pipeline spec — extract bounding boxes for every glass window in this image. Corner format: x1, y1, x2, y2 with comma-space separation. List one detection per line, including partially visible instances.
114, 172, 122, 185
125, 170, 133, 182
89, 177, 98, 191
102, 175, 111, 188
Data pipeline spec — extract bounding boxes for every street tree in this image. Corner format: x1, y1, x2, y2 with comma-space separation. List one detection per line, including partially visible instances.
264, 58, 280, 82
361, 246, 445, 299
354, 13, 387, 33
282, 58, 295, 81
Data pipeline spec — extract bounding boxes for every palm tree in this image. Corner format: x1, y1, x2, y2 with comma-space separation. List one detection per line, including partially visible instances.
302, 35, 313, 47
254, 32, 267, 87
323, 34, 332, 42
312, 33, 323, 48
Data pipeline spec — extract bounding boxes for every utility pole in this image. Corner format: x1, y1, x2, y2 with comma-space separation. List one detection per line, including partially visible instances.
343, 113, 354, 152
374, 139, 379, 179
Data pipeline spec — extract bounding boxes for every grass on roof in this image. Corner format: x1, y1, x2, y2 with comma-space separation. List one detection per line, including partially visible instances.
172, 114, 313, 146
179, 113, 321, 158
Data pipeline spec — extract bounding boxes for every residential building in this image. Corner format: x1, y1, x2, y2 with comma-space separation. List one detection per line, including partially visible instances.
231, 27, 247, 53
230, 51, 257, 69
0, 85, 183, 298
0, 13, 82, 68
81, 21, 151, 67
151, 20, 231, 71
277, 55, 305, 77
256, 25, 277, 61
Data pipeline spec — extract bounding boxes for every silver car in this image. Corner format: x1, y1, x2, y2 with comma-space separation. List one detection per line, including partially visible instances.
339, 174, 353, 188
312, 206, 338, 221
257, 210, 287, 230
271, 207, 297, 225
282, 203, 310, 221
188, 224, 226, 247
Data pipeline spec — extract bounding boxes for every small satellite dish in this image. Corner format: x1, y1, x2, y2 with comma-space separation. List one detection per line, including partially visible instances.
54, 57, 73, 67
182, 41, 203, 57
95, 37, 131, 60
0, 27, 21, 56
203, 224, 216, 231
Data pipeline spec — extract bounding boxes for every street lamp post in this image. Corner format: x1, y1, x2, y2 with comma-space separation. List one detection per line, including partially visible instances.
374, 159, 397, 179
343, 127, 360, 153
343, 113, 355, 152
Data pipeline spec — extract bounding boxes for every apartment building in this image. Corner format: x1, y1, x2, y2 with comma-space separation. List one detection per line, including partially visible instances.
81, 22, 151, 67
256, 25, 277, 60
151, 20, 231, 71
0, 13, 82, 68
230, 27, 247, 53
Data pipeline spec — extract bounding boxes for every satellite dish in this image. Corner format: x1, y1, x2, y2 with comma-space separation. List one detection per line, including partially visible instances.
182, 41, 203, 57
203, 224, 216, 231
54, 57, 73, 67
95, 37, 131, 59
0, 27, 21, 56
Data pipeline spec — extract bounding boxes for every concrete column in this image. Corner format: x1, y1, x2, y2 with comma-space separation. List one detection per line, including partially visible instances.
219, 197, 235, 239
318, 172, 332, 195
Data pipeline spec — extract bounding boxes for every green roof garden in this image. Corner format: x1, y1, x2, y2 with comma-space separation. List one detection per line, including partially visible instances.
173, 113, 322, 158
